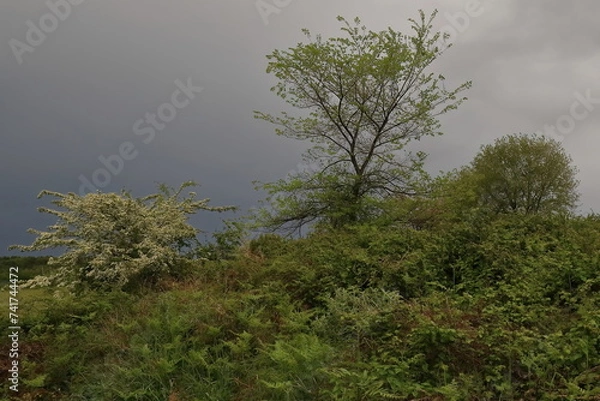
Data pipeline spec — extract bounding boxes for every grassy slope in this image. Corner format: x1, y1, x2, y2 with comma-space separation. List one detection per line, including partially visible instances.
1, 216, 600, 400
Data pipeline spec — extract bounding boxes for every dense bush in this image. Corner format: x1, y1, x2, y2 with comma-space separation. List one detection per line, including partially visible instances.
9, 182, 233, 292
3, 208, 600, 399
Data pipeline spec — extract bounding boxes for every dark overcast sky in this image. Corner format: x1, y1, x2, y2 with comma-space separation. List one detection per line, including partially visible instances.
1, 0, 599, 255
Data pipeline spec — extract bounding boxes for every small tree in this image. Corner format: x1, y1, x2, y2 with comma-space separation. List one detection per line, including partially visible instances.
255, 10, 471, 233
469, 134, 580, 215
9, 182, 234, 292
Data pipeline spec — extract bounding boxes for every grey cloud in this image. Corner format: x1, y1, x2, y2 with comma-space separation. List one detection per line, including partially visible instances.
1, 0, 598, 254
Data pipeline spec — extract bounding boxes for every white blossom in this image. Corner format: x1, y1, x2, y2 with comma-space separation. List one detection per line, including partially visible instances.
10, 181, 234, 292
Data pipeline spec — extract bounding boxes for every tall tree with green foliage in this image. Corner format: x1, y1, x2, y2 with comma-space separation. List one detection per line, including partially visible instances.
255, 10, 471, 233
468, 134, 580, 215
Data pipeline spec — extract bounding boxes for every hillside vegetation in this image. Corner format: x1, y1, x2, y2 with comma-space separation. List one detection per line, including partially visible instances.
2, 10, 599, 400
3, 193, 600, 400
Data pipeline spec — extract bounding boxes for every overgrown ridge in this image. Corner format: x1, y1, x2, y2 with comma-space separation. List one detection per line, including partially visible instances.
2, 10, 599, 400
2, 210, 600, 400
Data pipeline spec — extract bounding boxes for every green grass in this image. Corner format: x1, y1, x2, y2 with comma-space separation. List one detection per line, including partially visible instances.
0, 286, 55, 317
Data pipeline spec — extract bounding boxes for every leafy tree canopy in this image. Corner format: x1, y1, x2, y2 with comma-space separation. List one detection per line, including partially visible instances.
468, 133, 580, 215
255, 10, 471, 233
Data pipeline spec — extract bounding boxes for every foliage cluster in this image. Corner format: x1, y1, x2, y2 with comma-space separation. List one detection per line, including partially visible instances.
255, 11, 471, 233
8, 182, 232, 292
3, 208, 600, 400
2, 10, 598, 401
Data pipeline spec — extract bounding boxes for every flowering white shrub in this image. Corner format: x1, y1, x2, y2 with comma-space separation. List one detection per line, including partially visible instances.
10, 181, 233, 292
